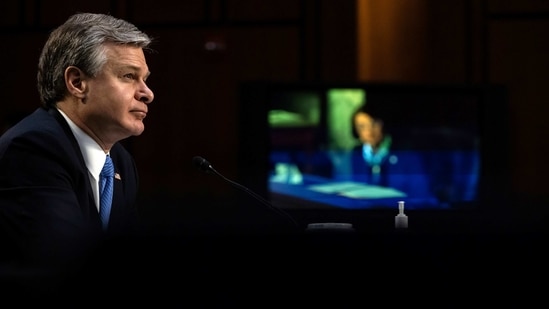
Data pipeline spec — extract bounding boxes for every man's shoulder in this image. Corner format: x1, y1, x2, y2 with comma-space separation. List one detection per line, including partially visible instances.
2, 108, 57, 133
0, 107, 73, 154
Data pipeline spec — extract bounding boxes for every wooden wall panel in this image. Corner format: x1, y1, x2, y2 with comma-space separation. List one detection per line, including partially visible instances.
486, 0, 549, 13
226, 0, 301, 21
488, 19, 549, 197
36, 1, 113, 27
0, 1, 21, 27
129, 0, 207, 24
357, 0, 468, 83
319, 0, 358, 81
0, 32, 47, 127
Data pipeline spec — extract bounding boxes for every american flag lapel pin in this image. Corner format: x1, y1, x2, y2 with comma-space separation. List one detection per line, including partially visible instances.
115, 173, 121, 180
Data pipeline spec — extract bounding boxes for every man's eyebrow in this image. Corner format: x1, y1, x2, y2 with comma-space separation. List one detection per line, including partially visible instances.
121, 64, 151, 78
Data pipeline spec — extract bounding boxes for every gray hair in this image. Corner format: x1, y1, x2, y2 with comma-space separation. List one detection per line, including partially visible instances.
37, 13, 153, 108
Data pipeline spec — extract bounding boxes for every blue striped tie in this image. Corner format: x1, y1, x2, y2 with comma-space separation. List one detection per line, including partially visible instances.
99, 155, 114, 230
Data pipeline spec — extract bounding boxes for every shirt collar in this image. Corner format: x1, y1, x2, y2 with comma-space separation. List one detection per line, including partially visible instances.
56, 108, 108, 181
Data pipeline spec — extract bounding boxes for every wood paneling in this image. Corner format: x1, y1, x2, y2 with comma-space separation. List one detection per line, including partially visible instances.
0, 1, 21, 27
488, 19, 549, 196
37, 2, 112, 27
129, 0, 207, 24
226, 0, 301, 21
357, 0, 468, 83
487, 0, 549, 13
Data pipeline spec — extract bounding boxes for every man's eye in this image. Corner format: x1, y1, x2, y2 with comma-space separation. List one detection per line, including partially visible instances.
124, 74, 135, 79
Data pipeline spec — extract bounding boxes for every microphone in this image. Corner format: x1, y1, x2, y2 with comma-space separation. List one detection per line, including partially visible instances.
192, 156, 299, 229
192, 156, 214, 174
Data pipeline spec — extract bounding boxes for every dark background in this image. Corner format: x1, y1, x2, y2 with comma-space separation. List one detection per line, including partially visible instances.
1, 0, 548, 304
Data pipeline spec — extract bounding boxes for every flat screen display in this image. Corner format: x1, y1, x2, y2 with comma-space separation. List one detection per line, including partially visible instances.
238, 82, 510, 214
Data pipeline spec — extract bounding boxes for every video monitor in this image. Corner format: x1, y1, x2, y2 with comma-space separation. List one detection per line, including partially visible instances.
238, 82, 510, 214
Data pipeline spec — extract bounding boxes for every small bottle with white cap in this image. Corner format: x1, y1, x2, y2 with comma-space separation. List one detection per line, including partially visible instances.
395, 200, 408, 229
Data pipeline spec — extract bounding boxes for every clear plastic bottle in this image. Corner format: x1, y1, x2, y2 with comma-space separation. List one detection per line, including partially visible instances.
395, 200, 408, 229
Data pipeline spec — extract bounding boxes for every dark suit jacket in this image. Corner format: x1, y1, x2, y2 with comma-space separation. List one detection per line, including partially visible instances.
349, 143, 480, 208
0, 107, 140, 267
349, 145, 431, 196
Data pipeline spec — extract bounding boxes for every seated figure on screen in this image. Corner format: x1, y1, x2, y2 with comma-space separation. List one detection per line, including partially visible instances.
350, 104, 390, 185
348, 103, 435, 204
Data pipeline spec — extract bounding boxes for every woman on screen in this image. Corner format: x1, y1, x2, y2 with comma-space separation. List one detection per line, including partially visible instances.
348, 104, 435, 204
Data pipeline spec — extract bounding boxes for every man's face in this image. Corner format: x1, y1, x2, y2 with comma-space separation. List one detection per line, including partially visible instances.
82, 44, 154, 145
354, 112, 383, 146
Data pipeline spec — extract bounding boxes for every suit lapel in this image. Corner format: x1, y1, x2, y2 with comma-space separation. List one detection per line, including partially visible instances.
48, 107, 101, 227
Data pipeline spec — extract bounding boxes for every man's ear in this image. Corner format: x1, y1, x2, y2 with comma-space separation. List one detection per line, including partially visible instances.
65, 66, 87, 100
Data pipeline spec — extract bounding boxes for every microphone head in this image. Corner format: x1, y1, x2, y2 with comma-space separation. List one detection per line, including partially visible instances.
192, 156, 212, 172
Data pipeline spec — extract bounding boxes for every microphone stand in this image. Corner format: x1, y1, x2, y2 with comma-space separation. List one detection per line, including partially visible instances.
193, 156, 300, 230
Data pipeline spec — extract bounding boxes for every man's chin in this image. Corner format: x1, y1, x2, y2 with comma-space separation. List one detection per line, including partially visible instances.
127, 124, 145, 137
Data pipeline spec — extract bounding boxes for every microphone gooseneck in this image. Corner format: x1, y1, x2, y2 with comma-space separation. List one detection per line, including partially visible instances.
192, 156, 299, 228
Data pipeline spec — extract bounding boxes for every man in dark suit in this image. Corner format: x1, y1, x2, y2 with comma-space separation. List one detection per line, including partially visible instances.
0, 13, 154, 290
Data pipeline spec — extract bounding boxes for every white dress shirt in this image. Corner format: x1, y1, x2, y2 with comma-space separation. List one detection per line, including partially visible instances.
57, 108, 109, 212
